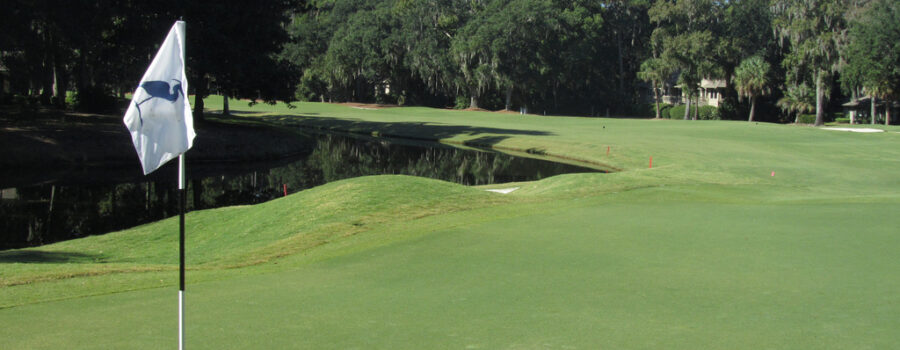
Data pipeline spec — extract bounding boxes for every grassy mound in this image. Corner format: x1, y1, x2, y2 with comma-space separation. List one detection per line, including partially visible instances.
0, 176, 505, 306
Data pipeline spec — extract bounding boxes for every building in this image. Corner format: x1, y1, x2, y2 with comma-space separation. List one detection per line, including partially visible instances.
697, 79, 726, 107
659, 78, 727, 107
842, 97, 898, 124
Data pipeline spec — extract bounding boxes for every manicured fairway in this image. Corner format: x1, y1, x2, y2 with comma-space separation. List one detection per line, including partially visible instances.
2, 100, 899, 348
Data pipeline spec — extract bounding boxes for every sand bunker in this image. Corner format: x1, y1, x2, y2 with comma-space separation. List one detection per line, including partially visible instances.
822, 127, 885, 133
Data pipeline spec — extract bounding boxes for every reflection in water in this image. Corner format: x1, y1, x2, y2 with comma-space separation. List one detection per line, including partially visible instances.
1, 133, 600, 250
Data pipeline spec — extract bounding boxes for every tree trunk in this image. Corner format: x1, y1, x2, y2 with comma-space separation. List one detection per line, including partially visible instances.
469, 86, 479, 109
871, 95, 876, 125
40, 31, 54, 105
814, 72, 825, 126
693, 96, 699, 120
683, 96, 691, 120
553, 82, 559, 113
45, 185, 55, 245
194, 83, 206, 123
355, 76, 364, 102
616, 31, 625, 114
653, 83, 661, 119
192, 179, 203, 210
193, 74, 207, 123
54, 60, 68, 108
886, 101, 891, 126
505, 85, 512, 111
748, 95, 756, 122
223, 94, 230, 115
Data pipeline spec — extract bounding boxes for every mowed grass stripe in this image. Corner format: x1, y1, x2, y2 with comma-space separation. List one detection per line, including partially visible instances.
2, 189, 897, 348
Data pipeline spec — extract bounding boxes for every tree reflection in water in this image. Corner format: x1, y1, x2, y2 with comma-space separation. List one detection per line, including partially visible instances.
1, 133, 599, 249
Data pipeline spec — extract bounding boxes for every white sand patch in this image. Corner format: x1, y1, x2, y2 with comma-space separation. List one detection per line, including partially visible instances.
351, 106, 377, 110
822, 127, 885, 133
486, 187, 519, 194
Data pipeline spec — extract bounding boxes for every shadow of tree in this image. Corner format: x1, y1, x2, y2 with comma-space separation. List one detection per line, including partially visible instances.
252, 114, 554, 148
0, 250, 99, 264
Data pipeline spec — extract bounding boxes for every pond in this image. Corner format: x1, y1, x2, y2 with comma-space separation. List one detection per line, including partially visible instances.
0, 132, 602, 250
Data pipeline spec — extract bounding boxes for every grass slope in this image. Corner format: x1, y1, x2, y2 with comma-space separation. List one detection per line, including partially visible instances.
2, 99, 899, 348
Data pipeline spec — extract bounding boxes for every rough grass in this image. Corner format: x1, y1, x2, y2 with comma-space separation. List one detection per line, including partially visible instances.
2, 98, 899, 348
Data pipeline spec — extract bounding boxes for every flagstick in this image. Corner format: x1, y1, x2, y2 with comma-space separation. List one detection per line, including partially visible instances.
178, 154, 186, 350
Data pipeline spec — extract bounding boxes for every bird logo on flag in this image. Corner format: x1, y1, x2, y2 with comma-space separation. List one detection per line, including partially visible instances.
133, 79, 185, 126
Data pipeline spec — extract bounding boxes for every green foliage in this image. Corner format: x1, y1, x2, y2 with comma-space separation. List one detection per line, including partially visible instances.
650, 0, 728, 107
698, 105, 721, 120
772, 0, 849, 126
454, 95, 470, 110
658, 104, 673, 119
733, 56, 771, 99
283, 0, 648, 114
842, 0, 900, 124
797, 114, 817, 124
668, 105, 687, 119
625, 103, 656, 118
662, 104, 718, 120
834, 117, 851, 124
778, 83, 815, 122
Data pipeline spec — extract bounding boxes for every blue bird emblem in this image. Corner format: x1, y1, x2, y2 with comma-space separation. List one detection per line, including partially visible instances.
134, 79, 184, 126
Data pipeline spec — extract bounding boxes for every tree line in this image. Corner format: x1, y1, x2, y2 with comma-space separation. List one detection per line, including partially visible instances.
2, 0, 898, 125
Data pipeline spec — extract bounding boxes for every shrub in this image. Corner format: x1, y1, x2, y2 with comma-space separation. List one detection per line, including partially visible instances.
698, 106, 721, 120
658, 104, 672, 119
65, 91, 77, 107
797, 114, 816, 124
834, 117, 851, 124
454, 96, 469, 109
625, 103, 655, 118
668, 105, 686, 119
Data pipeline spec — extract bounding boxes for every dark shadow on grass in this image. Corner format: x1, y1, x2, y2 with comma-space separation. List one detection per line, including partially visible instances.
463, 136, 515, 148
220, 110, 268, 116
0, 250, 98, 264
256, 114, 554, 148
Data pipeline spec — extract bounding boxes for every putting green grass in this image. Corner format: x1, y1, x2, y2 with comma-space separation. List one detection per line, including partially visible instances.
2, 99, 899, 348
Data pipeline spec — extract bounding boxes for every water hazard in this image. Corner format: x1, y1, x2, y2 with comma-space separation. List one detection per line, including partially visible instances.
1, 133, 601, 250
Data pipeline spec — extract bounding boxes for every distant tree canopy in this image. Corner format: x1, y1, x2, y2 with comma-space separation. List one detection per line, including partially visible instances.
0, 0, 301, 119
284, 0, 645, 115
2, 0, 897, 123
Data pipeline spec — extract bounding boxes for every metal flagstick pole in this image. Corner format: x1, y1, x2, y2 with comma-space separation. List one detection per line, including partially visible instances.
121, 19, 192, 349
179, 154, 186, 350
178, 18, 187, 350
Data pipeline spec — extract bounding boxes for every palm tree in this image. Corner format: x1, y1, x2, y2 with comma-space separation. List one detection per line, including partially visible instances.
777, 83, 815, 123
638, 58, 673, 119
732, 56, 771, 122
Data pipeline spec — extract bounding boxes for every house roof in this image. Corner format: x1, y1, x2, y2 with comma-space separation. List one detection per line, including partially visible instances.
842, 97, 899, 108
701, 79, 726, 89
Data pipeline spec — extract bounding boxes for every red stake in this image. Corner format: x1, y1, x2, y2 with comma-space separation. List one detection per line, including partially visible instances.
649, 156, 653, 168
283, 184, 288, 197
607, 146, 610, 156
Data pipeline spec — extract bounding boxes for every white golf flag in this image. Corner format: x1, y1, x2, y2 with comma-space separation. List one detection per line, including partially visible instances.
124, 21, 195, 175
